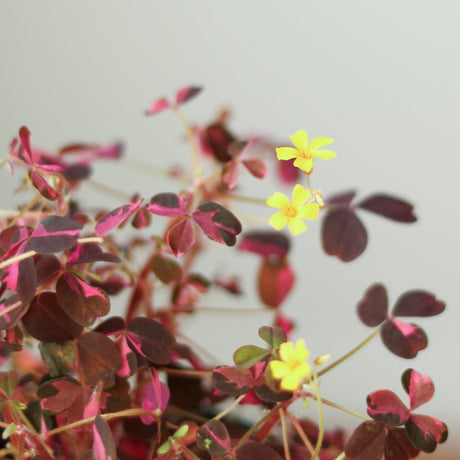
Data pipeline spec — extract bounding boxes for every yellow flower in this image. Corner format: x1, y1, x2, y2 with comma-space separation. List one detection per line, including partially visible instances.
276, 130, 335, 175
266, 184, 319, 235
269, 339, 312, 391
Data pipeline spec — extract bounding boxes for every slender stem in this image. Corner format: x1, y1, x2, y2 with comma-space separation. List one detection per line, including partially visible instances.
0, 300, 22, 320
310, 371, 324, 460
316, 328, 380, 378
234, 214, 270, 224
213, 394, 246, 421
288, 413, 315, 455
317, 396, 369, 421
225, 194, 267, 206
160, 368, 211, 379
279, 409, 291, 460
335, 453, 346, 460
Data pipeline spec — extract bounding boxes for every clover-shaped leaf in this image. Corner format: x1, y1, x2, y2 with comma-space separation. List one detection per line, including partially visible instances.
392, 291, 446, 317
405, 414, 448, 453
166, 218, 195, 257
239, 231, 290, 257
357, 194, 417, 222
401, 369, 434, 411
212, 365, 251, 396
258, 256, 294, 309
366, 390, 410, 426
357, 283, 388, 327
233, 345, 269, 369
380, 319, 427, 359
345, 421, 386, 460
196, 419, 230, 456
147, 192, 190, 217
95, 198, 143, 236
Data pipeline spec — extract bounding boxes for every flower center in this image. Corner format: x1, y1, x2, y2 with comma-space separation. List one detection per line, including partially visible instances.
299, 148, 313, 160
284, 204, 298, 218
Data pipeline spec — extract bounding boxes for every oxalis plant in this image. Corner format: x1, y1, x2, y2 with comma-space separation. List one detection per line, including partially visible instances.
0, 85, 448, 460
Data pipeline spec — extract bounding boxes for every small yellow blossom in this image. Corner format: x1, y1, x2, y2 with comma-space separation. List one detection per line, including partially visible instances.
269, 339, 312, 391
276, 130, 336, 175
266, 184, 319, 235
314, 354, 331, 366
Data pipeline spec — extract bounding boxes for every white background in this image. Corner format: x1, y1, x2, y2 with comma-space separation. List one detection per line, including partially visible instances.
1, 2, 458, 457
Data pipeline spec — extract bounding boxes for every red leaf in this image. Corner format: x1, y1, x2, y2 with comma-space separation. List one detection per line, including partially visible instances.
367, 389, 410, 426
131, 206, 151, 229
212, 365, 252, 396
140, 369, 170, 424
175, 86, 202, 106
322, 209, 367, 261
392, 291, 446, 318
384, 427, 420, 460
242, 158, 268, 179
56, 273, 110, 326
258, 256, 294, 308
30, 216, 83, 254
38, 378, 81, 413
22, 292, 83, 343
93, 414, 117, 460
196, 419, 231, 455
357, 283, 389, 327
18, 126, 34, 164
147, 192, 190, 217
29, 170, 58, 201
401, 369, 434, 411
239, 231, 290, 257
344, 421, 386, 460
358, 194, 417, 222
192, 202, 242, 246
405, 414, 448, 453
145, 97, 171, 115
95, 198, 143, 236
381, 319, 428, 359
166, 218, 195, 257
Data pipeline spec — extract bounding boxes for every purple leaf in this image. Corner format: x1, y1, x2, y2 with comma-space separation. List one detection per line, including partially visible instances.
166, 218, 195, 257
62, 163, 92, 181
401, 369, 434, 411
95, 198, 143, 236
200, 122, 235, 162
125, 317, 176, 365
145, 97, 171, 115
29, 170, 58, 201
358, 194, 417, 222
239, 231, 290, 257
30, 216, 83, 254
212, 365, 252, 396
322, 209, 367, 261
147, 192, 190, 217
242, 158, 268, 179
380, 319, 428, 359
34, 254, 62, 286
67, 243, 120, 265
405, 414, 448, 453
196, 420, 231, 456
357, 283, 389, 327
141, 369, 170, 424
56, 272, 110, 326
93, 414, 117, 460
392, 291, 446, 318
175, 85, 202, 105
384, 427, 420, 460
345, 421, 386, 460
192, 202, 242, 246
367, 390, 410, 426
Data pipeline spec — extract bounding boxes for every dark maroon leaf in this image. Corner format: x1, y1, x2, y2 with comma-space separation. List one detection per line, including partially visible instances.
242, 158, 268, 179
235, 441, 283, 460
401, 369, 434, 411
326, 190, 356, 207
147, 192, 190, 217
166, 218, 195, 257
95, 316, 125, 335
38, 377, 81, 413
381, 319, 428, 359
358, 194, 417, 222
175, 86, 202, 105
196, 419, 230, 455
56, 273, 110, 326
131, 206, 151, 229
151, 253, 183, 284
145, 97, 171, 115
192, 202, 242, 246
254, 384, 292, 403
77, 331, 122, 388
30, 216, 83, 254
239, 231, 290, 257
322, 209, 367, 261
344, 421, 386, 460
29, 169, 58, 201
221, 161, 239, 190
212, 366, 251, 396
258, 256, 294, 308
125, 317, 176, 365
385, 427, 420, 460
228, 140, 249, 158
392, 291, 445, 318
34, 254, 62, 286
0, 227, 29, 256
93, 414, 117, 460
67, 243, 120, 265
62, 163, 92, 181
357, 283, 389, 327
367, 389, 410, 426
95, 199, 143, 236
405, 414, 448, 453
200, 122, 235, 162
22, 292, 83, 343
0, 294, 27, 330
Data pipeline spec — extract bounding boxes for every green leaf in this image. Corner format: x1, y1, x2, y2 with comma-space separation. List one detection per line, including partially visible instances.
233, 345, 269, 369
2, 423, 16, 439
39, 341, 77, 377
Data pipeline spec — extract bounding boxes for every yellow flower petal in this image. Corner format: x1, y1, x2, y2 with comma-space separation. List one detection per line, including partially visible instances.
299, 203, 319, 220
288, 218, 307, 235
309, 136, 334, 150
269, 211, 288, 231
279, 341, 295, 362
291, 184, 310, 206
281, 373, 301, 391
294, 339, 310, 361
276, 147, 298, 160
314, 149, 336, 160
266, 192, 290, 209
289, 130, 308, 151
269, 360, 290, 379
293, 157, 313, 174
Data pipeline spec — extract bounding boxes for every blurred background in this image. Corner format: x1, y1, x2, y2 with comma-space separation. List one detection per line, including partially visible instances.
0, 2, 458, 457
